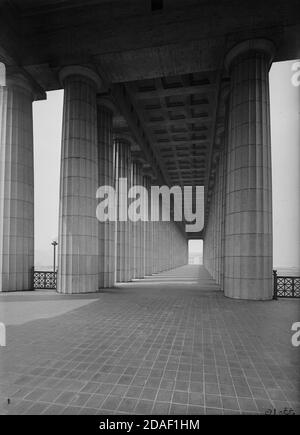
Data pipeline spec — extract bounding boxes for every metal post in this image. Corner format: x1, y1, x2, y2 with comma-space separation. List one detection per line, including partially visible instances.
51, 241, 58, 272
273, 270, 278, 300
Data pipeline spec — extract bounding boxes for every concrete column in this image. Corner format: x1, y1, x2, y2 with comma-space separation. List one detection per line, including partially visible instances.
215, 150, 224, 285
212, 168, 217, 281
97, 100, 115, 288
143, 176, 152, 276
139, 173, 146, 278
217, 145, 224, 286
128, 164, 135, 280
134, 161, 144, 278
152, 220, 157, 274
168, 203, 175, 270
168, 223, 171, 270
57, 66, 101, 294
172, 223, 188, 268
149, 178, 156, 275
151, 180, 159, 274
217, 175, 220, 282
0, 72, 36, 291
142, 175, 151, 276
167, 222, 171, 270
161, 221, 165, 271
224, 39, 275, 300
156, 190, 162, 273
131, 161, 141, 278
220, 127, 229, 290
204, 180, 216, 279
115, 137, 131, 283
170, 224, 172, 269
166, 224, 169, 269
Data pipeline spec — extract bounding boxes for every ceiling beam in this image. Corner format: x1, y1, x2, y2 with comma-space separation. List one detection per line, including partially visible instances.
155, 139, 209, 146
146, 116, 213, 128
143, 102, 210, 112
131, 84, 215, 100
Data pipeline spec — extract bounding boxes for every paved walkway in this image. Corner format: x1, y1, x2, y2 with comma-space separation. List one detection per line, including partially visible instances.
0, 265, 299, 415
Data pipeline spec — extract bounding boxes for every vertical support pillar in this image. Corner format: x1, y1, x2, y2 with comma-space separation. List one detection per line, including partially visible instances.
220, 102, 229, 291
147, 177, 155, 275
215, 150, 224, 285
139, 172, 146, 278
224, 39, 275, 300
115, 137, 131, 283
128, 162, 135, 280
134, 161, 144, 278
0, 72, 37, 291
151, 179, 159, 274
97, 99, 115, 288
218, 142, 225, 288
57, 66, 101, 294
143, 175, 152, 276
131, 161, 140, 279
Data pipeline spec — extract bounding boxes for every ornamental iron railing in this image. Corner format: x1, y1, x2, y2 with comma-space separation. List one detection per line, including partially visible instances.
33, 271, 57, 290
273, 270, 300, 299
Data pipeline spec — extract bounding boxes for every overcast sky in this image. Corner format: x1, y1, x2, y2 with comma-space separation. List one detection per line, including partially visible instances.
33, 90, 63, 267
270, 60, 300, 269
33, 60, 300, 269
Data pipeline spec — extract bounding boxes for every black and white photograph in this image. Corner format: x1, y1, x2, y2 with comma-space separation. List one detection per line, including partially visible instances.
0, 0, 299, 421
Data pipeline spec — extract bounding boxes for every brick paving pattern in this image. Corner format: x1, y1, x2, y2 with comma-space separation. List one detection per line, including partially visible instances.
0, 265, 299, 415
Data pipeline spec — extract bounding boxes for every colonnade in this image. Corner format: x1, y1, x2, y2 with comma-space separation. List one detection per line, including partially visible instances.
114, 145, 188, 284
56, 65, 188, 293
0, 38, 275, 300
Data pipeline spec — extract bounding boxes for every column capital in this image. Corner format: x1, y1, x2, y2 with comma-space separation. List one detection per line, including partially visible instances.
142, 166, 155, 180
59, 65, 103, 91
225, 39, 276, 72
113, 134, 131, 147
131, 151, 146, 165
5, 68, 46, 100
97, 95, 120, 115
113, 131, 138, 151
6, 73, 33, 95
220, 80, 230, 102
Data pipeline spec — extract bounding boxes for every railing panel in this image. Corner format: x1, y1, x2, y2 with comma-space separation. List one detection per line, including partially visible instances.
33, 271, 57, 289
294, 278, 300, 297
273, 270, 300, 299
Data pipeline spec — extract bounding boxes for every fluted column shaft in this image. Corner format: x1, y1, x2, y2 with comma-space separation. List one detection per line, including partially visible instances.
224, 40, 274, 300
139, 172, 146, 279
98, 104, 115, 288
144, 176, 153, 276
115, 138, 131, 283
204, 183, 218, 279
154, 184, 161, 273
134, 162, 144, 278
128, 165, 135, 280
142, 175, 151, 276
131, 162, 140, 278
220, 128, 228, 290
0, 74, 35, 291
215, 152, 224, 285
58, 71, 99, 294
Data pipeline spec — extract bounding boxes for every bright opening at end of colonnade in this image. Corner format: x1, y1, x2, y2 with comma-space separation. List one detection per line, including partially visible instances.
189, 240, 203, 265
